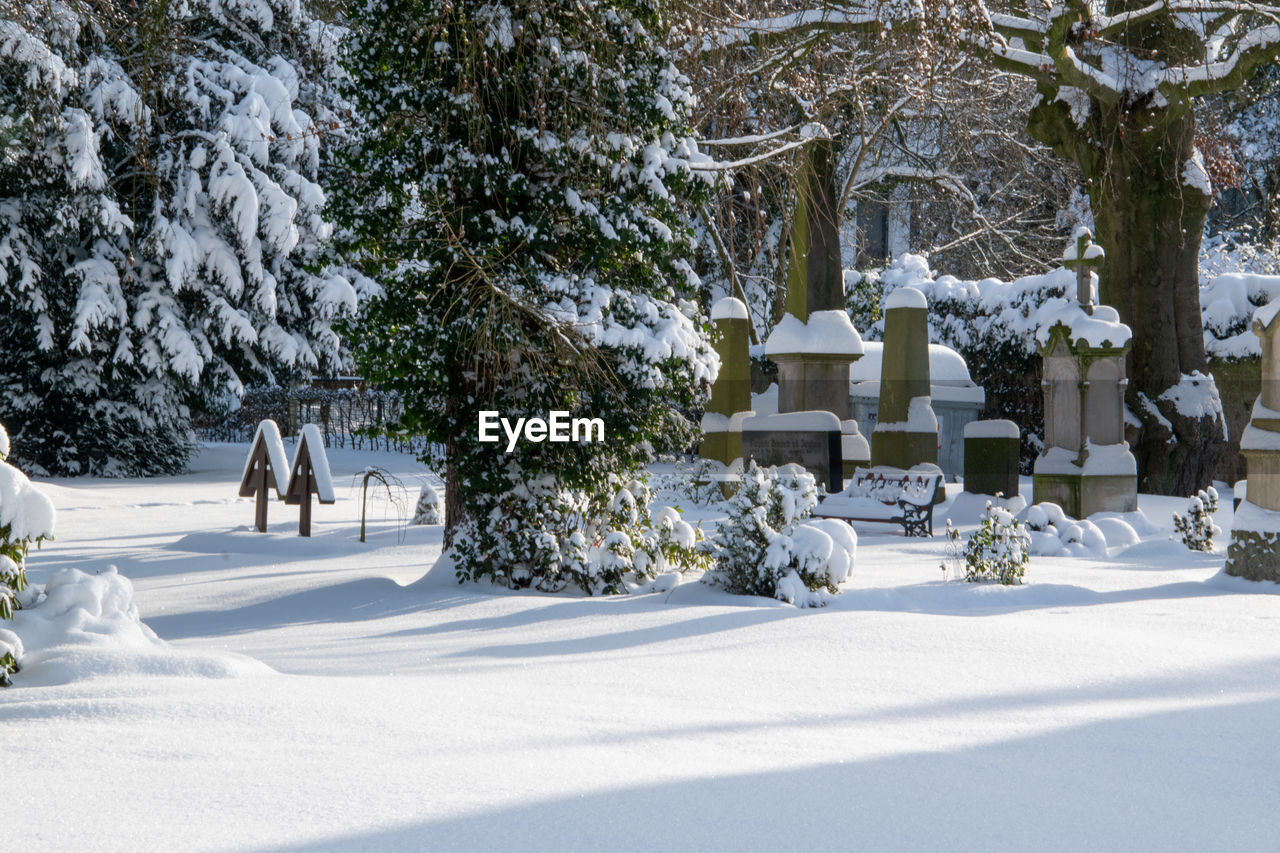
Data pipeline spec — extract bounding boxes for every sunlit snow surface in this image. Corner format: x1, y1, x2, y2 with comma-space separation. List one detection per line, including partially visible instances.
4, 444, 1279, 851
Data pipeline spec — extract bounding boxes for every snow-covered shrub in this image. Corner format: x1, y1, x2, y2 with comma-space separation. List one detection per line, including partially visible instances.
1173, 488, 1221, 552
411, 485, 443, 526
960, 503, 1031, 585
707, 463, 852, 606
0, 424, 56, 683
1018, 501, 1132, 557
335, 0, 716, 592
602, 481, 710, 586
0, 1, 371, 476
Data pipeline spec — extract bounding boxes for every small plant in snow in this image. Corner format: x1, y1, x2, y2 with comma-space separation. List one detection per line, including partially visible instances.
605, 480, 710, 582
940, 521, 963, 581
706, 462, 852, 605
412, 484, 444, 526
962, 503, 1031, 585
1173, 487, 1221, 552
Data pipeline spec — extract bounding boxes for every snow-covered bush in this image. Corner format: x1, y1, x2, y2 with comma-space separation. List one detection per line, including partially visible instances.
1173, 488, 1221, 552
0, 1, 371, 476
707, 462, 854, 606
610, 486, 712, 582
334, 0, 716, 592
0, 424, 56, 683
958, 502, 1031, 585
411, 485, 443, 526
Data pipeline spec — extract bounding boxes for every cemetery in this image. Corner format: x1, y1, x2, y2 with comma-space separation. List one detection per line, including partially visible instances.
6, 1, 1280, 850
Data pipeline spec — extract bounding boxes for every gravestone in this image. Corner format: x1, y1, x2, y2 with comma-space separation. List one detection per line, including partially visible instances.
763, 127, 867, 481
963, 419, 1020, 498
1226, 300, 1280, 582
871, 287, 938, 471
700, 296, 753, 466
1032, 229, 1137, 518
284, 424, 336, 537
238, 420, 290, 532
741, 411, 843, 491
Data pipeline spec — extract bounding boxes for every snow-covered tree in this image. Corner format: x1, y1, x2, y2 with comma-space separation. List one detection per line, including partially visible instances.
711, 1, 1280, 496
0, 0, 368, 475
333, 0, 717, 592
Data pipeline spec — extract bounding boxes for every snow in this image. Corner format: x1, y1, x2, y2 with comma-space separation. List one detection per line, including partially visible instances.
0, 458, 56, 543
297, 423, 335, 503
1239, 424, 1280, 452
764, 310, 863, 357
883, 286, 926, 310
1034, 446, 1082, 476
964, 419, 1019, 440
1036, 303, 1132, 349
1182, 150, 1212, 196
1231, 499, 1280, 534
1253, 298, 1280, 331
2, 448, 1279, 850
1081, 441, 1138, 477
711, 296, 749, 321
741, 411, 841, 433
700, 412, 730, 433
850, 341, 973, 384
872, 396, 938, 433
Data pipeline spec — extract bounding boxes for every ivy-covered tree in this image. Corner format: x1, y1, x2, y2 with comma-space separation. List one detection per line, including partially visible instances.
333, 0, 717, 592
0, 0, 367, 475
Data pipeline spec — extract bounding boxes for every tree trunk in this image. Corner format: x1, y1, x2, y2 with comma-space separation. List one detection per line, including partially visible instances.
1030, 98, 1227, 494
443, 392, 468, 547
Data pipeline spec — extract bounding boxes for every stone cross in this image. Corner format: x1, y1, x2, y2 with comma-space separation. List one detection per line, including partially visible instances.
1063, 228, 1103, 314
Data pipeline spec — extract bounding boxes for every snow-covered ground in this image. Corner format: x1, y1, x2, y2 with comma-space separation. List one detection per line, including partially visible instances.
4, 443, 1279, 851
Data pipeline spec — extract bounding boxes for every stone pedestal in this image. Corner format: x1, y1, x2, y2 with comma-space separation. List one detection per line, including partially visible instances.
699, 297, 752, 466
871, 287, 937, 470
963, 419, 1019, 497
757, 128, 871, 488
1031, 229, 1136, 519
1226, 302, 1280, 583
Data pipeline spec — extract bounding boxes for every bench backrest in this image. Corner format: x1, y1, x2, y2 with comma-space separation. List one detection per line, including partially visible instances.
847, 466, 942, 505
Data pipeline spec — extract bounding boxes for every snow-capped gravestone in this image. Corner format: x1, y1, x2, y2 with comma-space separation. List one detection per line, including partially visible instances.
238, 421, 290, 533
763, 129, 868, 478
741, 411, 843, 492
1033, 230, 1137, 518
1227, 301, 1280, 582
700, 297, 753, 467
284, 425, 336, 537
964, 420, 1020, 498
871, 287, 938, 471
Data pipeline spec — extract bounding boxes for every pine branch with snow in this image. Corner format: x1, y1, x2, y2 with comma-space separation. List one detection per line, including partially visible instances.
1173, 487, 1221, 552
0, 0, 369, 476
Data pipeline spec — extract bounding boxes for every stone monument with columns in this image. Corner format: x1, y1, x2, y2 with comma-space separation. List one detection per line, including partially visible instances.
1032, 228, 1137, 518
700, 297, 753, 466
763, 127, 869, 477
871, 287, 938, 470
1226, 300, 1280, 582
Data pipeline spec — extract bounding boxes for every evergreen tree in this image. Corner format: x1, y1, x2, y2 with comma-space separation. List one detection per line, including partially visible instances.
333, 0, 717, 592
0, 0, 369, 476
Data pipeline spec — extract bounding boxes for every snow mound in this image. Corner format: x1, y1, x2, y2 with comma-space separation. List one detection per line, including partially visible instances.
9, 566, 269, 686
1018, 503, 1107, 557
945, 492, 1027, 526
0, 459, 56, 542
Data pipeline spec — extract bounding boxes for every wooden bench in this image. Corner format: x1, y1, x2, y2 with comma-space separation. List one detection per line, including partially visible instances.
812, 465, 943, 537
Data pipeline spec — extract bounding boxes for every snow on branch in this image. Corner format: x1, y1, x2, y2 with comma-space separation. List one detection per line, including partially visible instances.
698, 7, 879, 53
